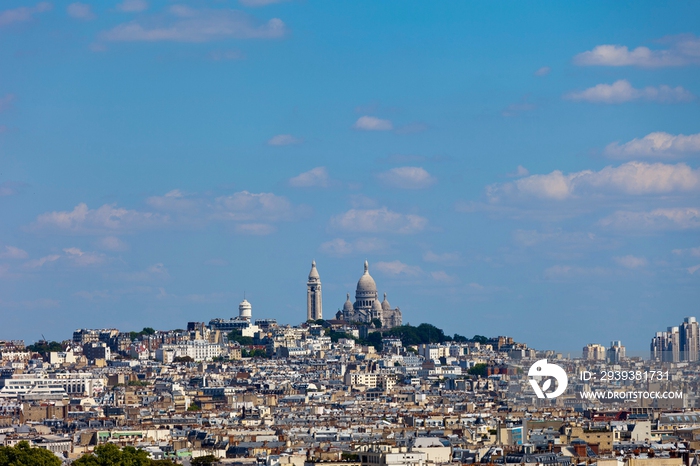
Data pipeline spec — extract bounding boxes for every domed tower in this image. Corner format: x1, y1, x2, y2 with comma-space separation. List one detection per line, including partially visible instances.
354, 260, 378, 321
239, 298, 252, 321
307, 260, 322, 321
381, 293, 391, 311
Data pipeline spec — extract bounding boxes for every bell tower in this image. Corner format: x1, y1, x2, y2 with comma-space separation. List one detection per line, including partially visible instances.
307, 260, 322, 321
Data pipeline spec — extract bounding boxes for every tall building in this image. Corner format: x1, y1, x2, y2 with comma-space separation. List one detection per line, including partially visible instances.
607, 340, 625, 363
651, 327, 680, 362
307, 260, 323, 321
335, 261, 402, 329
583, 343, 606, 361
680, 316, 699, 362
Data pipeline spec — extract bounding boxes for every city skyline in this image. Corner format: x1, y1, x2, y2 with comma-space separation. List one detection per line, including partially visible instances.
0, 1, 699, 351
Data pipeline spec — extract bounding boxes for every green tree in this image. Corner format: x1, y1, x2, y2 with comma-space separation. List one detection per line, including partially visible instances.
472, 335, 488, 344
468, 363, 488, 377
0, 441, 62, 466
227, 329, 254, 346
371, 318, 382, 329
73, 443, 152, 466
26, 341, 63, 356
191, 455, 217, 466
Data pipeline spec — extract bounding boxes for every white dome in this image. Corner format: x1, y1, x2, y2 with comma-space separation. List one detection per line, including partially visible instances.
343, 293, 353, 312
356, 260, 377, 295
372, 299, 382, 311
239, 299, 252, 319
381, 292, 391, 311
308, 260, 320, 280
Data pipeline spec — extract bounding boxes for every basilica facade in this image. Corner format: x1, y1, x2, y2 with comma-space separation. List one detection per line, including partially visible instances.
335, 261, 402, 329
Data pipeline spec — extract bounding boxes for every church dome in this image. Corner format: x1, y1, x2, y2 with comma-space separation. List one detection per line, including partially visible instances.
356, 260, 377, 295
343, 293, 353, 312
239, 299, 252, 319
372, 299, 382, 311
381, 292, 391, 311
308, 260, 320, 280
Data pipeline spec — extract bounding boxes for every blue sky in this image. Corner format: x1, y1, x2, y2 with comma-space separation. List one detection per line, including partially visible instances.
0, 0, 699, 353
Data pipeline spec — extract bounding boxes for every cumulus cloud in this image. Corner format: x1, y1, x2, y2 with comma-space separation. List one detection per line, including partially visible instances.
605, 132, 700, 159
377, 166, 436, 189
506, 165, 530, 178
63, 247, 105, 266
431, 270, 457, 283
319, 237, 388, 256
267, 134, 303, 145
614, 255, 648, 269
534, 66, 551, 76
688, 264, 700, 275
32, 203, 169, 234
289, 167, 330, 188
672, 246, 700, 257
146, 189, 198, 212
0, 246, 28, 259
0, 2, 51, 27
98, 236, 128, 251
100, 7, 286, 42
24, 254, 61, 269
214, 190, 304, 223
353, 116, 393, 131
574, 35, 700, 67
600, 208, 700, 231
375, 260, 422, 276
487, 161, 700, 201
67, 3, 96, 20
564, 80, 695, 104
116, 0, 148, 12
331, 207, 427, 234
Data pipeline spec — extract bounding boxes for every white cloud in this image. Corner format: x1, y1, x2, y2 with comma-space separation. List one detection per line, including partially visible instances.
268, 134, 302, 145
614, 255, 648, 269
377, 166, 436, 189
146, 189, 198, 212
67, 3, 96, 20
605, 132, 700, 159
0, 246, 28, 259
100, 8, 286, 42
331, 207, 427, 234
534, 66, 551, 76
239, 0, 290, 7
688, 264, 700, 274
116, 0, 148, 13
423, 251, 460, 264
214, 191, 302, 222
488, 161, 700, 201
32, 203, 169, 234
506, 165, 529, 178
574, 35, 700, 67
289, 167, 330, 188
600, 208, 700, 231
672, 246, 700, 257
0, 2, 51, 27
353, 116, 393, 131
319, 237, 388, 256
63, 247, 105, 266
564, 80, 695, 104
431, 270, 457, 283
24, 254, 61, 269
98, 236, 128, 251
375, 260, 422, 276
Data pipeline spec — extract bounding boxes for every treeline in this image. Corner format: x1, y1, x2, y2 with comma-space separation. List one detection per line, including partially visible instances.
326, 322, 488, 351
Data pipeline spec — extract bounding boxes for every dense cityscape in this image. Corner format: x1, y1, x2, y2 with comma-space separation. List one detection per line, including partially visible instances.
0, 261, 697, 465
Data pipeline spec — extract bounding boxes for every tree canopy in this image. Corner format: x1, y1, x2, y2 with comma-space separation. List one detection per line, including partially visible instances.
0, 441, 62, 466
